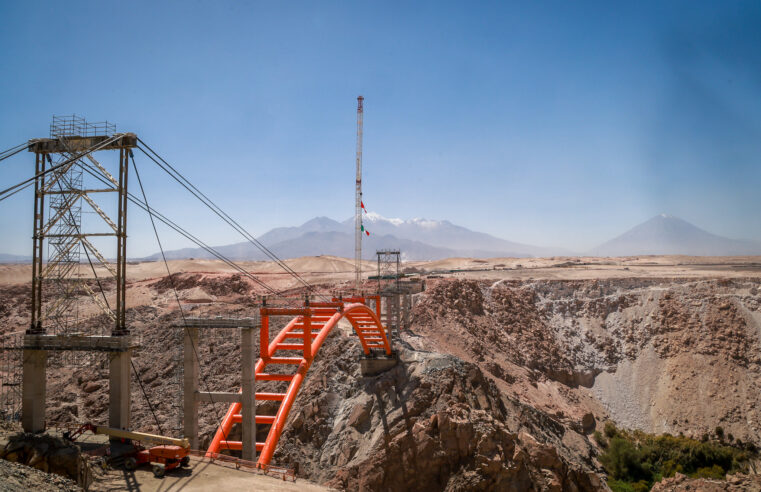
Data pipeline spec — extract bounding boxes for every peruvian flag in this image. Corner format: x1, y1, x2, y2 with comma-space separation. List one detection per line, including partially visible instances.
361, 201, 367, 213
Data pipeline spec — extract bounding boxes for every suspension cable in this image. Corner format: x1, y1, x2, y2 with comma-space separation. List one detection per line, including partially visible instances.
0, 136, 323, 299
0, 134, 122, 201
0, 141, 28, 158
136, 140, 325, 299
131, 359, 165, 435
76, 159, 280, 296
48, 148, 166, 436
0, 181, 33, 203
0, 143, 28, 163
136, 143, 311, 289
131, 153, 231, 450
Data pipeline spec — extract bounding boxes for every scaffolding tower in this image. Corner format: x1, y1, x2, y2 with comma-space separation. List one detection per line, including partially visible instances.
376, 249, 401, 293
18, 115, 139, 434
376, 249, 401, 340
30, 115, 129, 335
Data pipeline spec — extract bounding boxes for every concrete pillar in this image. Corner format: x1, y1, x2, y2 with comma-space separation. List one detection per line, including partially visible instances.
401, 294, 410, 330
241, 326, 256, 461
183, 326, 199, 448
392, 294, 400, 340
402, 294, 407, 329
383, 295, 391, 342
108, 350, 131, 431
22, 349, 46, 433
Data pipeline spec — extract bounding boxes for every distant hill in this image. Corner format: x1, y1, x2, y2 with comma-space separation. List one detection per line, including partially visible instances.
257, 216, 345, 245
348, 213, 561, 257
262, 231, 459, 260
7, 213, 761, 263
0, 253, 31, 263
592, 214, 761, 256
145, 214, 554, 261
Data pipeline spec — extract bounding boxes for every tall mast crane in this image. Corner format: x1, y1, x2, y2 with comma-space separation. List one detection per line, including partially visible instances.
355, 96, 364, 291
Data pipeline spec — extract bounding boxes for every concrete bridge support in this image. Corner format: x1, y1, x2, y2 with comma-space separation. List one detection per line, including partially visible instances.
21, 334, 137, 434
21, 349, 46, 433
108, 350, 132, 430
180, 317, 258, 459
183, 326, 200, 449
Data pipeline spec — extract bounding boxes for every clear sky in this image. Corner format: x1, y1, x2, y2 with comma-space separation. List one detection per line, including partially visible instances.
1, 1, 760, 257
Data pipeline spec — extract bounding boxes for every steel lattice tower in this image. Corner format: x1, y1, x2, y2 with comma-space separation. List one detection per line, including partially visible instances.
354, 96, 364, 291
29, 115, 136, 335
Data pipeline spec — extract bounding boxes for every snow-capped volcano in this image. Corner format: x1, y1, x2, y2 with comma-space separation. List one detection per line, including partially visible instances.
146, 214, 552, 261
342, 214, 545, 255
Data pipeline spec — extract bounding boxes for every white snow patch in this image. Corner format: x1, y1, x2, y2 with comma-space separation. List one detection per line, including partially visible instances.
409, 218, 443, 229
365, 212, 404, 226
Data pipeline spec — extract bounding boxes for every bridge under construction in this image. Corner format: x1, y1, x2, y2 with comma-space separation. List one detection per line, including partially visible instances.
0, 108, 417, 474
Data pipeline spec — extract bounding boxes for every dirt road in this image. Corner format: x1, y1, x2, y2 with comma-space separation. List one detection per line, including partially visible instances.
90, 455, 331, 492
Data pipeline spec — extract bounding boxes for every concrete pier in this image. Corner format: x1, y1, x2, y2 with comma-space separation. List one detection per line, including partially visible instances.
109, 350, 131, 431
241, 326, 256, 461
183, 326, 200, 449
21, 349, 47, 433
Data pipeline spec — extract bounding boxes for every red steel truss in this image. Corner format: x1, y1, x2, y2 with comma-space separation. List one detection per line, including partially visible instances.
205, 295, 390, 466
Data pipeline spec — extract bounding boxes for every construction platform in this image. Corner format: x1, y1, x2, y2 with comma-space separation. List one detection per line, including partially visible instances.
27, 133, 137, 153
23, 334, 138, 352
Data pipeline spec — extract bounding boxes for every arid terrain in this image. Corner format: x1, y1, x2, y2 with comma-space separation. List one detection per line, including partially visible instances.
2, 255, 761, 490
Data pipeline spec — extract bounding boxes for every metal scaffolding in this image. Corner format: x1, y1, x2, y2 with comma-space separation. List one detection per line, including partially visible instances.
29, 115, 136, 336
17, 116, 139, 434
0, 332, 23, 422
376, 249, 401, 293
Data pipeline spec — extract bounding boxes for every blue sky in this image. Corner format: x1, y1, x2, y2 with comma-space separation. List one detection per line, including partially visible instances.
1, 1, 760, 256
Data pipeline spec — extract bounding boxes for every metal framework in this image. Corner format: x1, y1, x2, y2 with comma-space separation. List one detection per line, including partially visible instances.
376, 249, 401, 293
205, 295, 390, 466
19, 116, 138, 435
354, 96, 364, 290
0, 332, 23, 422
28, 116, 137, 335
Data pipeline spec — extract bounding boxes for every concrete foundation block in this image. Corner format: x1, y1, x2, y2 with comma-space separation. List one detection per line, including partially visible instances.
109, 350, 131, 431
22, 349, 47, 433
360, 353, 398, 376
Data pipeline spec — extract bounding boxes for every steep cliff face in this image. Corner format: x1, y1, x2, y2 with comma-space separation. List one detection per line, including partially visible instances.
3, 272, 761, 490
409, 278, 761, 445
273, 336, 603, 491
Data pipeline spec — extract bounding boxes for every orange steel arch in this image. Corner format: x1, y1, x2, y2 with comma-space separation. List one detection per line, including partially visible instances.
205, 296, 391, 466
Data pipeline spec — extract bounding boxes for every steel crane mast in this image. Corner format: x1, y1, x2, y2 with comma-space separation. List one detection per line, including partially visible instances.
355, 96, 364, 290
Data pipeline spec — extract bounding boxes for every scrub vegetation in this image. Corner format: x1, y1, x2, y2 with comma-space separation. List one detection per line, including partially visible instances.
598, 423, 757, 492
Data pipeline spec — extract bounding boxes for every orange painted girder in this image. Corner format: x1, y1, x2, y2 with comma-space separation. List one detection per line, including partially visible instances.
218, 441, 265, 451
205, 299, 392, 466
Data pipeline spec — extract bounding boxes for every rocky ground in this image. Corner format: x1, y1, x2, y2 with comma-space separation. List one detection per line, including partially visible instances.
0, 457, 81, 491
408, 276, 761, 445
2, 256, 761, 490
650, 473, 761, 491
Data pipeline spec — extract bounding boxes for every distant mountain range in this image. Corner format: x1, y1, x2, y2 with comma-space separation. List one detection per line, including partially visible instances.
4, 213, 761, 262
591, 214, 761, 257
151, 213, 761, 261
0, 253, 32, 263
144, 213, 559, 261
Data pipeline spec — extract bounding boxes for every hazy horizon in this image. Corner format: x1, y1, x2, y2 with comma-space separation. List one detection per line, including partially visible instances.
1, 1, 760, 257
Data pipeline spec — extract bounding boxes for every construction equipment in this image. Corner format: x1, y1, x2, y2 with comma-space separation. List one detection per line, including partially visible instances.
64, 423, 190, 477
